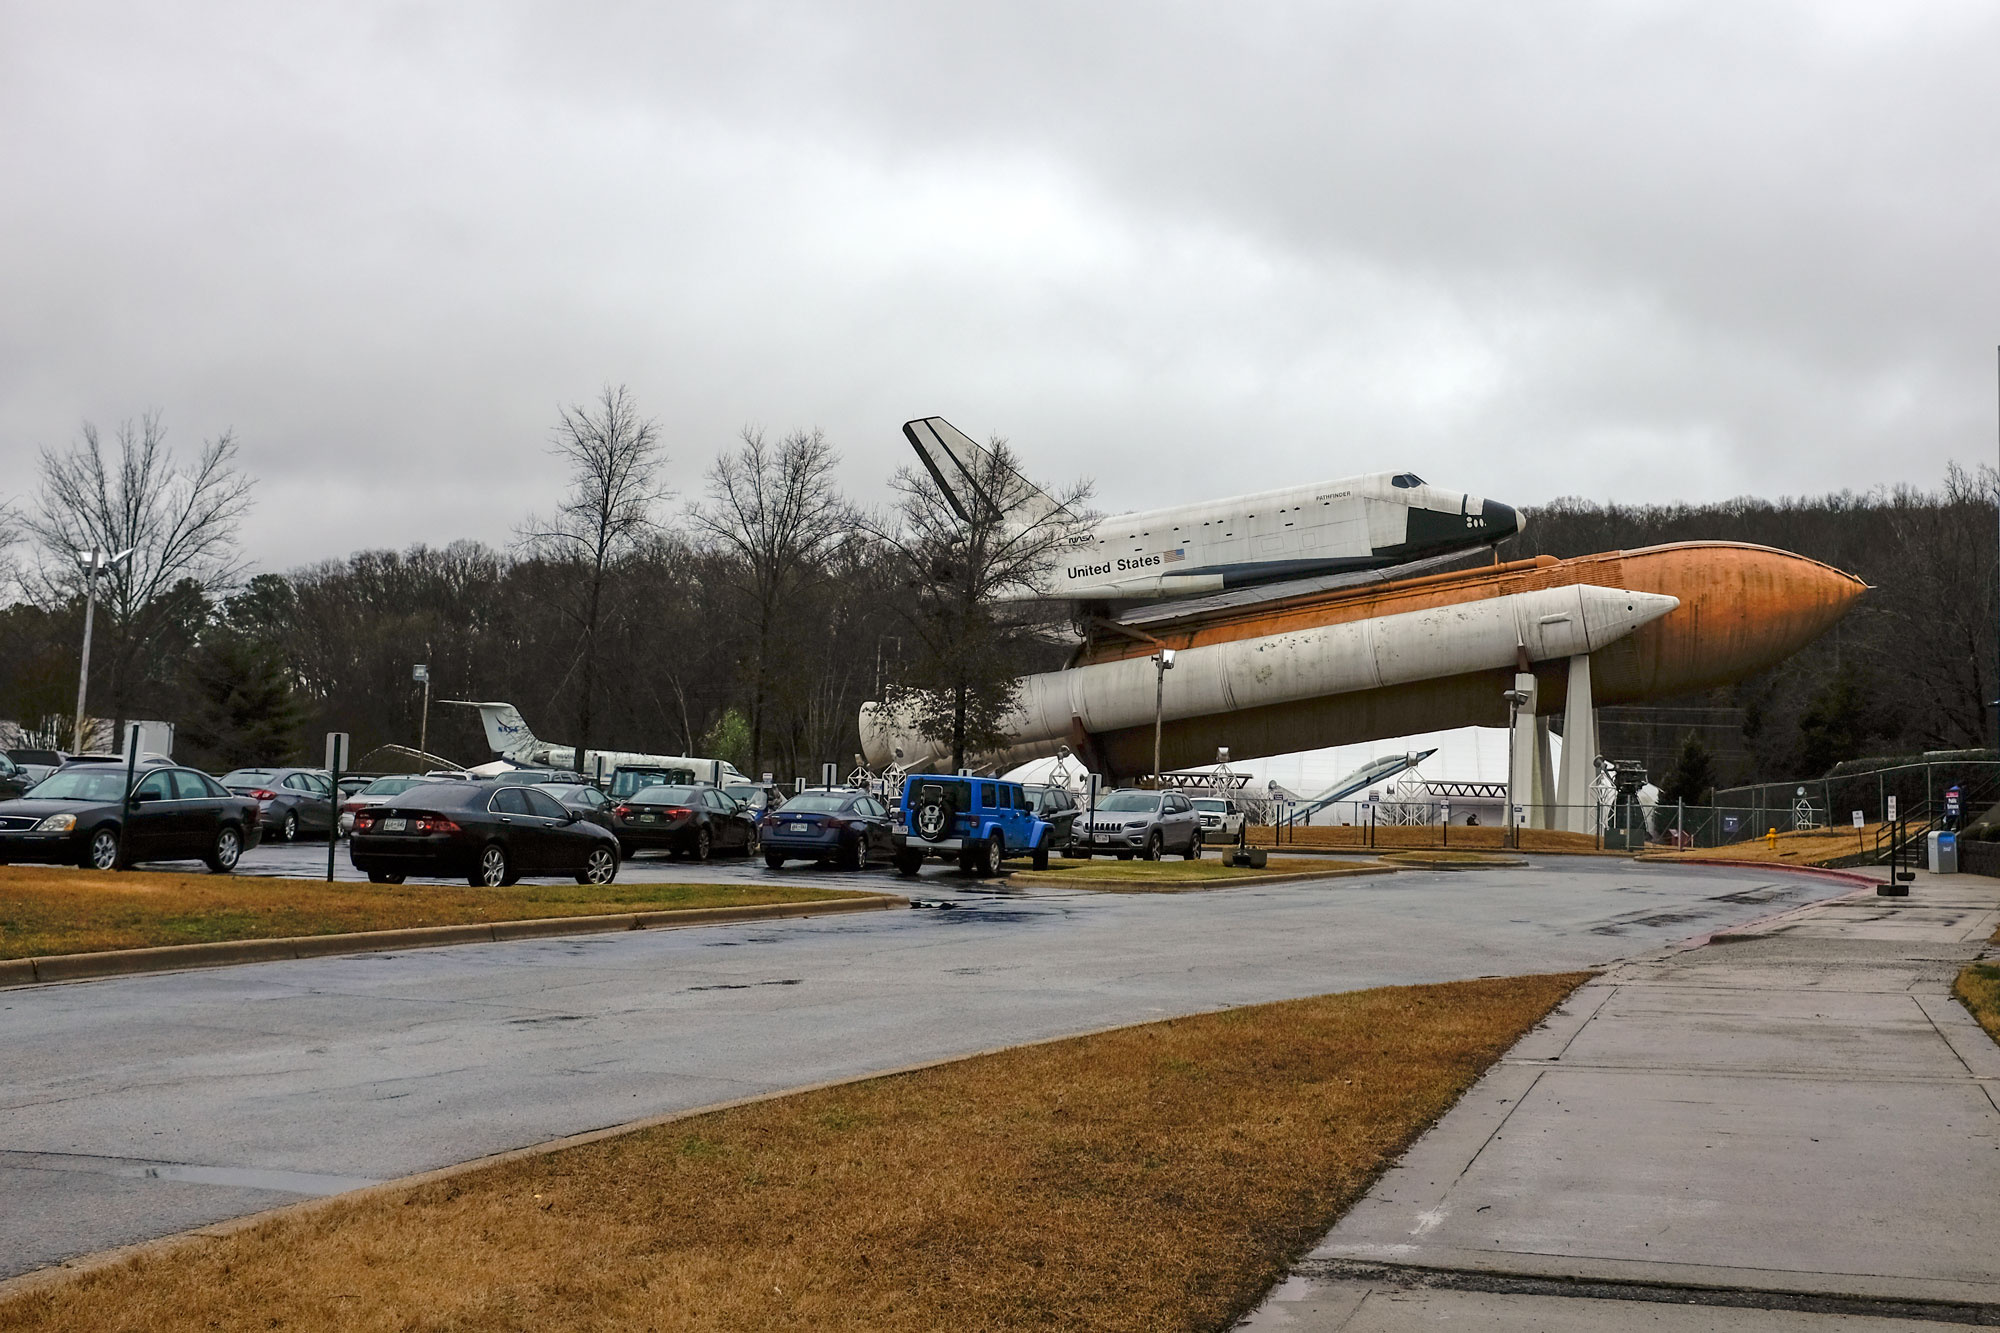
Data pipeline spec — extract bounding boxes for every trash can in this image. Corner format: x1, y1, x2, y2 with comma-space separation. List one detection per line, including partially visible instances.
1927, 830, 1958, 874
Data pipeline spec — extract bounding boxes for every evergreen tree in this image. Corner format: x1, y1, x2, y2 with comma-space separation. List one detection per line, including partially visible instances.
180, 630, 304, 770
1659, 732, 1718, 805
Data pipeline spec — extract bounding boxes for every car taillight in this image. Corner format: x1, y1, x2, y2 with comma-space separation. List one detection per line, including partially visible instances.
823, 817, 850, 829
341, 801, 364, 813
415, 816, 461, 834
250, 788, 278, 801
665, 807, 691, 818
354, 812, 376, 830
614, 804, 633, 818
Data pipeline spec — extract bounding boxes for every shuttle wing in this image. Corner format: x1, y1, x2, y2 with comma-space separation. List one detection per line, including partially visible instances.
1110, 548, 1480, 629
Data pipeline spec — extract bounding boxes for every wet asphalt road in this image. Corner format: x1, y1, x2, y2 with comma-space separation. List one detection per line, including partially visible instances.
0, 856, 1847, 1280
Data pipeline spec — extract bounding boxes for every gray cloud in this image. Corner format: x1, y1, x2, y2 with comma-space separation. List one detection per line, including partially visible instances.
2, 0, 1995, 573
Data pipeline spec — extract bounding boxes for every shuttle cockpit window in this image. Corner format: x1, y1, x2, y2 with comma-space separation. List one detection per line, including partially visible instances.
1390, 473, 1425, 488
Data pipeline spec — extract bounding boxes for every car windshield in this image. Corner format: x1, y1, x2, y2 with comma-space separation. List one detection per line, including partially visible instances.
1096, 791, 1161, 813
26, 770, 131, 802
362, 777, 425, 796
220, 770, 274, 787
631, 784, 701, 804
610, 769, 694, 797
1193, 799, 1227, 812
780, 793, 852, 813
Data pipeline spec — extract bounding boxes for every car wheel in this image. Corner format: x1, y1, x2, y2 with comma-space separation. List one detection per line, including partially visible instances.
470, 843, 509, 888
744, 827, 761, 857
1142, 831, 1163, 861
575, 846, 618, 886
1184, 830, 1202, 861
367, 869, 406, 884
692, 826, 712, 862
764, 849, 786, 870
205, 824, 243, 874
83, 826, 122, 871
977, 831, 1004, 878
280, 811, 299, 843
894, 849, 925, 876
1031, 836, 1050, 871
840, 836, 867, 872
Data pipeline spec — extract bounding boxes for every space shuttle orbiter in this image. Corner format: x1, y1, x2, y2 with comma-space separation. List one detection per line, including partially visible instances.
902, 416, 1523, 606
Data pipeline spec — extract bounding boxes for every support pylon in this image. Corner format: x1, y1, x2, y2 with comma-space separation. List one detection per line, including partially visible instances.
1554, 653, 1599, 834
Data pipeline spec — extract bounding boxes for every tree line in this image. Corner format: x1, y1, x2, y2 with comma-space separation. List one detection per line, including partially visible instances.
1, 397, 1993, 790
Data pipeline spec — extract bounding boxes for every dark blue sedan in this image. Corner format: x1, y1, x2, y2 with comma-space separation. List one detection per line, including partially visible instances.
762, 789, 895, 871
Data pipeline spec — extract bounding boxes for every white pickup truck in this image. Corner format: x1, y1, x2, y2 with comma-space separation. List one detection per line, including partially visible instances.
1192, 796, 1247, 845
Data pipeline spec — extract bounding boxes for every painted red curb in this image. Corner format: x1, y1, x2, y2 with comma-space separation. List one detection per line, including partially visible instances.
1648, 856, 1883, 888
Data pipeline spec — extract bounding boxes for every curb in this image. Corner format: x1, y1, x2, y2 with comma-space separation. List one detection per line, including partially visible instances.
1637, 856, 1884, 888
1008, 864, 1396, 891
0, 894, 906, 988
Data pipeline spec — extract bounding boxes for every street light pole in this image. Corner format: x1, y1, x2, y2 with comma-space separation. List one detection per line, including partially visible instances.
1503, 687, 1528, 851
1152, 648, 1176, 781
71, 547, 133, 754
413, 663, 431, 756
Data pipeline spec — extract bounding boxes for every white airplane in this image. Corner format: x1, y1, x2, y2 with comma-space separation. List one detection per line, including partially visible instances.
441, 702, 745, 787
903, 417, 1523, 605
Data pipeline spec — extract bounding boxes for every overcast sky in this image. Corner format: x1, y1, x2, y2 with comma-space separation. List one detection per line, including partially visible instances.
3, 0, 1996, 573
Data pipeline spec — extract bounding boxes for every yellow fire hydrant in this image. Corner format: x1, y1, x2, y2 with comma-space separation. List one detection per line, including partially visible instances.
1767, 827, 1778, 851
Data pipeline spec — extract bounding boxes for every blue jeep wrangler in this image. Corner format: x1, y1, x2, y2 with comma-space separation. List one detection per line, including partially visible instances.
892, 774, 1055, 877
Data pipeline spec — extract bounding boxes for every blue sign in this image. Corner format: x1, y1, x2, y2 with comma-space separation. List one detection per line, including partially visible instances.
1946, 785, 1962, 818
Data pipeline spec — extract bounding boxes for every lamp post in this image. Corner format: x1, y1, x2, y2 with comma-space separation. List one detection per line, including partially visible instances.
413, 663, 431, 756
1503, 687, 1529, 850
1151, 648, 1176, 781
71, 547, 133, 754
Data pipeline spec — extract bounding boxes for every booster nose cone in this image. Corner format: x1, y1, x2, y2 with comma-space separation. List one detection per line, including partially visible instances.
1482, 499, 1523, 541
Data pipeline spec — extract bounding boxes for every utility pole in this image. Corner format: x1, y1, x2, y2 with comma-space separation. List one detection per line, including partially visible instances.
71, 547, 133, 754
1152, 648, 1176, 781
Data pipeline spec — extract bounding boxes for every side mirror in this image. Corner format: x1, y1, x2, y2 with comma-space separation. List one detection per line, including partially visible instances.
562, 809, 579, 824
128, 790, 152, 806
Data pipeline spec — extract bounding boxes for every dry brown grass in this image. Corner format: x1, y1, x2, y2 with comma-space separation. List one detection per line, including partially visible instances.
1378, 849, 1524, 867
0, 866, 858, 959
0, 973, 1587, 1333
1248, 823, 1611, 854
1640, 823, 1883, 868
1957, 948, 2000, 1047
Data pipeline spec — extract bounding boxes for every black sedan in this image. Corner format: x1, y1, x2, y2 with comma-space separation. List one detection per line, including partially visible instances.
0, 753, 32, 801
612, 784, 760, 861
762, 789, 895, 870
535, 782, 616, 831
0, 765, 263, 872
349, 781, 620, 887
219, 767, 337, 842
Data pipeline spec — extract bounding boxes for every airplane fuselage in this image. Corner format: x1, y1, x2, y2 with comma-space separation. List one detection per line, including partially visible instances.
1048, 471, 1522, 600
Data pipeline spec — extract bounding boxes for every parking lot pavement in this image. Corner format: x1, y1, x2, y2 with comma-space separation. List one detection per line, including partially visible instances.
0, 858, 1854, 1280
1240, 874, 2000, 1328
223, 837, 906, 888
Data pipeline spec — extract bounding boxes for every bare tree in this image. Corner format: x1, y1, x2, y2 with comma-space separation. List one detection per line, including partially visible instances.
868, 435, 1092, 771
24, 413, 255, 733
690, 427, 853, 776
516, 385, 667, 774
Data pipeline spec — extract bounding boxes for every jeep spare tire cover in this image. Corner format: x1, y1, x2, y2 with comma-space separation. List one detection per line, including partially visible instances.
914, 786, 957, 842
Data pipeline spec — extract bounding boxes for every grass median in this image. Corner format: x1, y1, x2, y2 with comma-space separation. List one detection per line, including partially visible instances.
1011, 856, 1385, 891
0, 865, 865, 960
0, 971, 1587, 1332
1955, 926, 2000, 1046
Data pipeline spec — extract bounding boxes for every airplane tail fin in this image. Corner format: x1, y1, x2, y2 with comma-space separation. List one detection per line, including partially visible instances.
902, 417, 1077, 531
440, 701, 537, 760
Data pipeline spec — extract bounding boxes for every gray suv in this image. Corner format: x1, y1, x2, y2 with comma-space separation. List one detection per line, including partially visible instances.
1078, 788, 1202, 860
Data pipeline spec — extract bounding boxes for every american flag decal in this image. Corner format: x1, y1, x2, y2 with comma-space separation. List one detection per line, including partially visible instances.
1164, 548, 1185, 563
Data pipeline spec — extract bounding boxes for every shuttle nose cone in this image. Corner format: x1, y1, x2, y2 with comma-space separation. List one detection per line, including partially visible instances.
1483, 500, 1523, 541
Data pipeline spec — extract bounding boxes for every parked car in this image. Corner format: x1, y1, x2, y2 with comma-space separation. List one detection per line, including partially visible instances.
349, 780, 620, 887
0, 763, 262, 871
763, 788, 895, 870
533, 781, 617, 831
1023, 783, 1081, 853
611, 783, 760, 860
890, 774, 1054, 877
339, 774, 446, 834
337, 774, 379, 800
0, 753, 32, 801
1077, 789, 1203, 860
5, 748, 66, 787
218, 767, 337, 842
722, 781, 785, 820
607, 765, 698, 800
1192, 796, 1248, 845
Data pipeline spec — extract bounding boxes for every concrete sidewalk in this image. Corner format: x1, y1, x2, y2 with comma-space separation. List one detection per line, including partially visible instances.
1241, 874, 2000, 1329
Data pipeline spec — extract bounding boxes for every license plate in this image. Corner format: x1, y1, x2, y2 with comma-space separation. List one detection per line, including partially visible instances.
639, 814, 656, 823
893, 823, 908, 836
787, 823, 810, 834
383, 818, 406, 832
